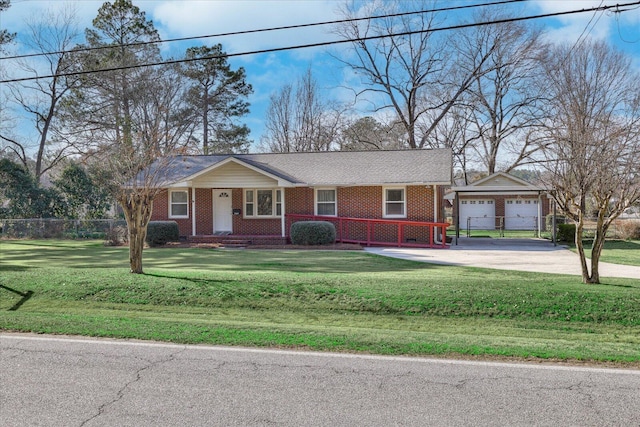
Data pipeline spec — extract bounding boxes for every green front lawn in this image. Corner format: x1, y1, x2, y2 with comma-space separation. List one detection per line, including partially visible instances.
568, 239, 640, 266
1, 240, 639, 365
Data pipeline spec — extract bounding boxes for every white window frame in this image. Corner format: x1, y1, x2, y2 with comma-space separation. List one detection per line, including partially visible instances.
169, 189, 189, 218
383, 187, 406, 218
314, 188, 337, 216
244, 189, 282, 218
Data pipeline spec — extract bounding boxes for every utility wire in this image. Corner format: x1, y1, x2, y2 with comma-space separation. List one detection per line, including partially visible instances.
2, 0, 639, 85
613, 3, 640, 43
0, 0, 526, 61
570, 0, 606, 55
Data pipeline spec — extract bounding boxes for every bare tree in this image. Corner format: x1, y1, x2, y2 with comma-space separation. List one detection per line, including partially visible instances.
338, 116, 406, 151
456, 10, 548, 174
333, 0, 495, 149
538, 40, 640, 284
428, 105, 477, 183
261, 68, 343, 152
0, 6, 81, 182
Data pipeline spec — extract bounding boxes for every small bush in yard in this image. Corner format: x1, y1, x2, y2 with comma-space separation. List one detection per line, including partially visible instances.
616, 219, 640, 240
557, 223, 576, 242
145, 221, 179, 247
290, 221, 336, 245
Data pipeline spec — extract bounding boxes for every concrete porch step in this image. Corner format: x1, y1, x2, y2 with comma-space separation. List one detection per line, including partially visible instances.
187, 235, 288, 246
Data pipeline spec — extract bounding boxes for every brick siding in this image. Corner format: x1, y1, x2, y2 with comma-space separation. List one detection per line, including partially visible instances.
152, 185, 440, 238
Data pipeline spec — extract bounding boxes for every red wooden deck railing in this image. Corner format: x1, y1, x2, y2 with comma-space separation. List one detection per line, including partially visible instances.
286, 214, 449, 249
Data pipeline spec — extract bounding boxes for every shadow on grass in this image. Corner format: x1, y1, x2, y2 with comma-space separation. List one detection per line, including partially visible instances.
0, 265, 31, 272
1, 240, 439, 273
142, 272, 236, 285
0, 285, 34, 311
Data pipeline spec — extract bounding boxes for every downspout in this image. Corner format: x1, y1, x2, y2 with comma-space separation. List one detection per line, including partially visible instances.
455, 191, 460, 245
433, 185, 443, 244
552, 196, 557, 246
280, 187, 286, 238
191, 187, 196, 236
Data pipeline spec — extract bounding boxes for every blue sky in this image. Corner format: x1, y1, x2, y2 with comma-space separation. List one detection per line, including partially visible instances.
2, 0, 640, 150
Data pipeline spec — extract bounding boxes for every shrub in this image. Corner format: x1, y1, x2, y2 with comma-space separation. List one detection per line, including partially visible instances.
290, 221, 336, 245
145, 221, 179, 247
557, 223, 576, 242
615, 219, 640, 240
105, 224, 128, 246
546, 214, 566, 231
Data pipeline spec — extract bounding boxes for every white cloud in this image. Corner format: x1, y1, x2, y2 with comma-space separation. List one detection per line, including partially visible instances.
151, 0, 339, 57
530, 0, 640, 44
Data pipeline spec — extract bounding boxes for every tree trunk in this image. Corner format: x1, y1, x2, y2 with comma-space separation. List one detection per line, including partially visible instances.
574, 216, 592, 284
587, 213, 609, 285
118, 191, 154, 274
202, 89, 209, 155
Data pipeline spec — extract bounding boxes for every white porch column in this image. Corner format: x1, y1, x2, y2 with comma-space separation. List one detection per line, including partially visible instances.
280, 187, 286, 237
537, 192, 542, 238
191, 187, 196, 236
433, 185, 439, 222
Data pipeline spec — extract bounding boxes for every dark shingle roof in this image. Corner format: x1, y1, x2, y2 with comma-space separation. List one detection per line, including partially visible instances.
156, 149, 452, 187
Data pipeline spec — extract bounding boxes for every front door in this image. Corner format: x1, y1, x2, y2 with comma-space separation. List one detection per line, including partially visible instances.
213, 189, 233, 233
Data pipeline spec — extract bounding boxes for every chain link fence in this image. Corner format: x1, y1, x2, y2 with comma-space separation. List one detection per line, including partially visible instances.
0, 219, 128, 243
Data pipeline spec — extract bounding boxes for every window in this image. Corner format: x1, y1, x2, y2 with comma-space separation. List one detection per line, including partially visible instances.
245, 189, 281, 218
384, 187, 406, 218
169, 190, 188, 218
315, 189, 336, 216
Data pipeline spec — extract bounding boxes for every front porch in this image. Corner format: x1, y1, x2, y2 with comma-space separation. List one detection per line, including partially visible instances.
187, 215, 450, 249
187, 234, 287, 246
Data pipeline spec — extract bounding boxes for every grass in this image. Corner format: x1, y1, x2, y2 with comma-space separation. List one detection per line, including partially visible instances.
1, 239, 639, 365
566, 239, 640, 267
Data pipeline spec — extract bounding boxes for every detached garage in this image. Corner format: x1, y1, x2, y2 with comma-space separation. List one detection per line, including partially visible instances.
447, 172, 551, 238
459, 199, 495, 229
505, 199, 539, 230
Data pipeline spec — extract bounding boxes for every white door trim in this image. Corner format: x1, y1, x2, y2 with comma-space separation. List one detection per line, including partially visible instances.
213, 189, 233, 233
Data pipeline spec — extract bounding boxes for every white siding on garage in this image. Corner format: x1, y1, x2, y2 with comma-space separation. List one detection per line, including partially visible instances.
191, 162, 277, 188
505, 199, 538, 230
459, 199, 495, 229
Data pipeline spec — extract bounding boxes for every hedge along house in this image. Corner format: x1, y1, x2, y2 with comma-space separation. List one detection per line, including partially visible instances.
446, 172, 551, 240
148, 149, 452, 248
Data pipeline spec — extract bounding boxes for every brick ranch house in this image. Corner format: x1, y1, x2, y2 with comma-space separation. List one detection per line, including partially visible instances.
149, 149, 452, 248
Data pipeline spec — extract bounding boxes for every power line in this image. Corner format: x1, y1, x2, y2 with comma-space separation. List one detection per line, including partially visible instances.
613, 3, 640, 43
2, 0, 639, 85
0, 0, 526, 61
570, 0, 606, 55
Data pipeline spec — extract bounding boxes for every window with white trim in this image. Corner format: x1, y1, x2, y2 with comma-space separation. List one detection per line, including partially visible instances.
383, 187, 406, 218
315, 188, 336, 216
169, 190, 188, 218
244, 189, 282, 218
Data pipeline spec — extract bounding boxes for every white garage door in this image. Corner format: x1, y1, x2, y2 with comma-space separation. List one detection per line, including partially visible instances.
505, 199, 538, 230
459, 199, 495, 229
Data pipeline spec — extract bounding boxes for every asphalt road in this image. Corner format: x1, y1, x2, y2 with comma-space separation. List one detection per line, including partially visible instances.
2, 334, 639, 427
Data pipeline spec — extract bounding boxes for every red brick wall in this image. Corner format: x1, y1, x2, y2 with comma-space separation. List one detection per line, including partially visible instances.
151, 189, 192, 236
195, 188, 213, 235
152, 185, 441, 238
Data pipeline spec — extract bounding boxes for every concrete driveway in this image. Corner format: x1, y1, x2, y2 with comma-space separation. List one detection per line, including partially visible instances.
365, 238, 640, 279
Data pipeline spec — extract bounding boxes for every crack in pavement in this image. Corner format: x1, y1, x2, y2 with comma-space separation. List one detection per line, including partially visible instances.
78, 346, 187, 427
